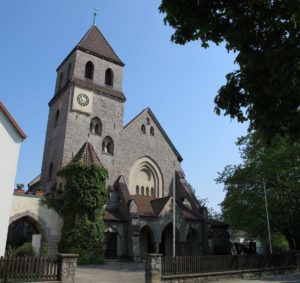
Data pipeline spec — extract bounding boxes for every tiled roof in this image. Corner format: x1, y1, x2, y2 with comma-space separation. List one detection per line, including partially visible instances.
72, 142, 103, 166
77, 25, 124, 66
104, 209, 126, 221
115, 176, 131, 203
131, 195, 157, 217
0, 101, 26, 139
27, 175, 41, 187
151, 196, 171, 215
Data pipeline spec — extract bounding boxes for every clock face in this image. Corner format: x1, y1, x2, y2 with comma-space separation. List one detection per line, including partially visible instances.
77, 93, 89, 106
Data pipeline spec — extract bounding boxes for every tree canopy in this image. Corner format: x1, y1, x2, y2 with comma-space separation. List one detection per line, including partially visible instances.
217, 132, 300, 250
159, 0, 300, 140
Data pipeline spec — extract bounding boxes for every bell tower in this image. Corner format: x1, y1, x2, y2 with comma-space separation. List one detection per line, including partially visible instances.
41, 25, 126, 192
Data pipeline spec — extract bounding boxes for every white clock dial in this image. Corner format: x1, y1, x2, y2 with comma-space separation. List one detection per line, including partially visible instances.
77, 93, 89, 106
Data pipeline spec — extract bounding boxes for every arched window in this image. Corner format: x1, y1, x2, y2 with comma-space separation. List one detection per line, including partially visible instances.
58, 72, 63, 90
141, 186, 145, 196
150, 126, 155, 136
105, 68, 113, 86
85, 61, 94, 80
151, 187, 155, 197
67, 63, 72, 80
136, 185, 139, 195
141, 124, 146, 134
146, 117, 150, 125
146, 187, 149, 196
54, 110, 59, 128
102, 136, 114, 155
89, 117, 102, 135
48, 162, 53, 182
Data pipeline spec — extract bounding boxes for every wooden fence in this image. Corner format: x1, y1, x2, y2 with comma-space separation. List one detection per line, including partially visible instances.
0, 256, 59, 283
161, 254, 297, 276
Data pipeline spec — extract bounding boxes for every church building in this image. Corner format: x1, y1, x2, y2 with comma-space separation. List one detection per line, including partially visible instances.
37, 24, 209, 260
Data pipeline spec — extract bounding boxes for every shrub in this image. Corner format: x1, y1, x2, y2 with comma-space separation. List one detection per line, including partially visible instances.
14, 243, 33, 256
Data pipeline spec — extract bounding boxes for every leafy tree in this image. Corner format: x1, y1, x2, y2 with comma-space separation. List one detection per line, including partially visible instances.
41, 161, 108, 264
216, 132, 300, 250
159, 1, 300, 140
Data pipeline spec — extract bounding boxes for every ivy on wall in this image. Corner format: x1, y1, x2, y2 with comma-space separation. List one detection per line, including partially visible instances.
41, 161, 108, 264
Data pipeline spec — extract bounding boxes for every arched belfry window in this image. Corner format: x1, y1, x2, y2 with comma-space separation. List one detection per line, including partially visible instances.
85, 61, 94, 80
89, 117, 102, 135
136, 185, 140, 195
102, 136, 114, 155
54, 110, 60, 128
105, 68, 113, 86
48, 162, 53, 182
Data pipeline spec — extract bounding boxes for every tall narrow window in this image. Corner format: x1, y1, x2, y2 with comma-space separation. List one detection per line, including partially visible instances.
150, 126, 155, 136
67, 63, 72, 80
48, 162, 53, 182
54, 110, 60, 128
136, 185, 140, 195
102, 136, 114, 155
105, 68, 113, 86
85, 61, 94, 80
141, 186, 145, 196
146, 187, 149, 196
141, 124, 146, 134
58, 72, 63, 90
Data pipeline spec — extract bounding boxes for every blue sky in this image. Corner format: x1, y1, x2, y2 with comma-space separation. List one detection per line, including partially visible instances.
1, 0, 247, 211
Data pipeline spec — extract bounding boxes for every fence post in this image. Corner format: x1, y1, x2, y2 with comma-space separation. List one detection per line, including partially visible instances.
57, 254, 78, 283
145, 253, 163, 283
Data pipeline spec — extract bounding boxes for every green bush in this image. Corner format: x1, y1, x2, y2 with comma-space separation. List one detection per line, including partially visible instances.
70, 248, 104, 265
14, 243, 33, 256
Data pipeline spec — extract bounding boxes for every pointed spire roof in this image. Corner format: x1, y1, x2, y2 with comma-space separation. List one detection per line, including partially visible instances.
72, 142, 103, 166
77, 25, 124, 66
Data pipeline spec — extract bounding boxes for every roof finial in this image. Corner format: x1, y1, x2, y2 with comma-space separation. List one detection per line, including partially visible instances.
93, 8, 99, 25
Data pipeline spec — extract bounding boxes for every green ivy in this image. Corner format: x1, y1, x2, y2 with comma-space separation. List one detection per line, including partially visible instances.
41, 161, 108, 264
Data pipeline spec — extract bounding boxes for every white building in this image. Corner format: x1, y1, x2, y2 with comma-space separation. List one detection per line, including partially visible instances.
0, 101, 26, 256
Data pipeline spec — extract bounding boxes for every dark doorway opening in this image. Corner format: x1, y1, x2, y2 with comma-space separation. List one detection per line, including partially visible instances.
105, 232, 117, 259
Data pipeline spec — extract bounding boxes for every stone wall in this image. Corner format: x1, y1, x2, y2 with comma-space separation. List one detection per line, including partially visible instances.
9, 194, 63, 256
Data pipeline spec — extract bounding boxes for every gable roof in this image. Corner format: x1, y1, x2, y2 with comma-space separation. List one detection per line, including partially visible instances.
123, 108, 183, 162
77, 25, 124, 66
0, 101, 26, 140
72, 142, 103, 166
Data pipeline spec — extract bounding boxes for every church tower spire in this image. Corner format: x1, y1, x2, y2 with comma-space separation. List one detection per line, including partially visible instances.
41, 25, 125, 192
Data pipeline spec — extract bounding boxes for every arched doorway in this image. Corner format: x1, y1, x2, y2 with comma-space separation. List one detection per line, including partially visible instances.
184, 228, 199, 256
105, 230, 118, 259
6, 216, 46, 255
159, 223, 180, 256
139, 226, 154, 257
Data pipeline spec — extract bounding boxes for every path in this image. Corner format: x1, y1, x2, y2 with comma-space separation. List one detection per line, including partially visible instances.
75, 261, 144, 283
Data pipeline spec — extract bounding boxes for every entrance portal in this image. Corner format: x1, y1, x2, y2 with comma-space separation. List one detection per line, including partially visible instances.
105, 232, 117, 259
139, 226, 154, 257
159, 223, 180, 256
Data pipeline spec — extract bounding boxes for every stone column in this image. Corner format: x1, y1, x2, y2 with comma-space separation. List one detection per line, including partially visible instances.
153, 242, 160, 253
57, 254, 78, 283
145, 253, 163, 283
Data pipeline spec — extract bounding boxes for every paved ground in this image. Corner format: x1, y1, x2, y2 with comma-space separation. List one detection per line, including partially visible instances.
75, 261, 144, 283
75, 262, 300, 283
